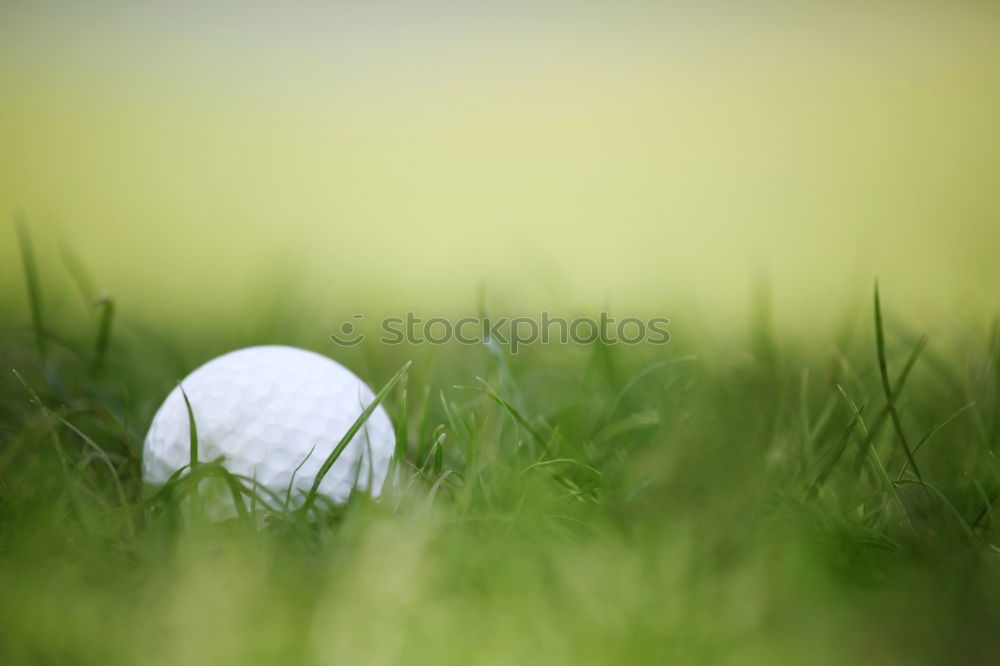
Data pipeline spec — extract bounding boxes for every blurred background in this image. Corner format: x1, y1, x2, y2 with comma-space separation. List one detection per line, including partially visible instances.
2, 1, 999, 336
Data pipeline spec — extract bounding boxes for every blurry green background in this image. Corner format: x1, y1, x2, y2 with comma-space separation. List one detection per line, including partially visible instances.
2, 2, 999, 329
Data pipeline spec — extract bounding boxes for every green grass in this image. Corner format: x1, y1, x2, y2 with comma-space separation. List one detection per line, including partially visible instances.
2, 242, 1000, 665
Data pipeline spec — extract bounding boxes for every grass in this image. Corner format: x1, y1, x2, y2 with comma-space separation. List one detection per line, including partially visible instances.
2, 238, 1000, 665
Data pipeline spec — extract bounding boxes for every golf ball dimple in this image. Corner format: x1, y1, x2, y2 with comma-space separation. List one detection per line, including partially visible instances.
143, 345, 395, 506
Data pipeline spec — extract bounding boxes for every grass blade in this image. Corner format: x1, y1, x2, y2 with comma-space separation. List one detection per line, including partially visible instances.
850, 333, 927, 473
14, 215, 46, 360
92, 295, 115, 374
896, 402, 976, 482
433, 434, 443, 475
179, 384, 201, 517
300, 360, 411, 512
807, 398, 867, 498
459, 378, 552, 457
179, 385, 199, 468
874, 280, 924, 484
389, 371, 409, 484
284, 444, 316, 509
897, 479, 977, 545
836, 383, 915, 534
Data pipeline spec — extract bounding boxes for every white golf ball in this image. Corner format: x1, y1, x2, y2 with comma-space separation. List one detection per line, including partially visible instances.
143, 345, 395, 507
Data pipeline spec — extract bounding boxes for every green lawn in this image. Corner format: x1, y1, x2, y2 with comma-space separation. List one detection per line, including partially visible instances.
2, 232, 999, 665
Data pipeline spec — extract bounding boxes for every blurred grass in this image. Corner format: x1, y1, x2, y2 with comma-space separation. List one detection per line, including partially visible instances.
2, 229, 1000, 665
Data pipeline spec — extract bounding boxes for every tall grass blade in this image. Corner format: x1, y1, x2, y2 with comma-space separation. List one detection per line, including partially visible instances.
390, 372, 408, 483
179, 385, 201, 517
300, 360, 411, 512
14, 215, 46, 360
874, 281, 924, 484
850, 333, 927, 472
179, 385, 199, 468
92, 295, 115, 374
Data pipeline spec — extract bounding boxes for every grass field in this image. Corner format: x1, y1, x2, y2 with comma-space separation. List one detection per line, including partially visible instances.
2, 226, 999, 665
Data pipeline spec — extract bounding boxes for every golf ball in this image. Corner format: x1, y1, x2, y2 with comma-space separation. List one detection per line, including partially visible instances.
143, 345, 395, 506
